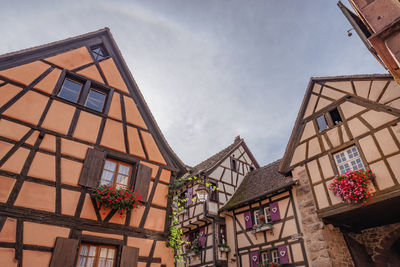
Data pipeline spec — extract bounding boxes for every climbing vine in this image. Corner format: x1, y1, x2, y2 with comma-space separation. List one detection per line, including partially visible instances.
167, 175, 219, 263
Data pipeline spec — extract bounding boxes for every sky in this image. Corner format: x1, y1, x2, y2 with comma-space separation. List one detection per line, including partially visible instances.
1, 0, 386, 167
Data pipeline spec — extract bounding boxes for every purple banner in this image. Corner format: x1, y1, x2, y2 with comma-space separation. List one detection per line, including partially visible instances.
269, 202, 281, 221
250, 251, 259, 267
198, 227, 206, 247
278, 246, 289, 264
244, 211, 253, 229
186, 188, 193, 206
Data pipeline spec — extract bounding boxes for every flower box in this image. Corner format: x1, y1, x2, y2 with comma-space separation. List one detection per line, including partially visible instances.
329, 169, 374, 205
253, 223, 273, 233
218, 246, 230, 252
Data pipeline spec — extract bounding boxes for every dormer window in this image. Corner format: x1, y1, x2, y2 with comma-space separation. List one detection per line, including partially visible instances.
316, 107, 343, 132
90, 44, 108, 61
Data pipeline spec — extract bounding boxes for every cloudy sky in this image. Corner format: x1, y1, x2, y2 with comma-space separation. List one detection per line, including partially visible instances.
1, 1, 385, 166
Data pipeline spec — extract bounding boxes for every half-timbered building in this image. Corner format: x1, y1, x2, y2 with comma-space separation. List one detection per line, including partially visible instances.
0, 28, 186, 267
280, 74, 400, 266
175, 136, 259, 267
220, 160, 309, 267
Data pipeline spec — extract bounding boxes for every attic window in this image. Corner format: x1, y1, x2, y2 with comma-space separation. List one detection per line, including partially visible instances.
90, 45, 108, 61
249, 166, 255, 172
85, 89, 107, 112
329, 108, 342, 125
316, 114, 328, 132
230, 158, 238, 172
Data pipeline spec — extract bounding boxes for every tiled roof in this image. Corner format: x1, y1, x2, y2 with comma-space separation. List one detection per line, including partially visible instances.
222, 159, 294, 211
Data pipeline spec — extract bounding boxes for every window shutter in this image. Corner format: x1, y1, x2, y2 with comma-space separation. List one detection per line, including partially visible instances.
198, 227, 206, 247
134, 164, 152, 202
49, 237, 79, 267
278, 246, 289, 264
186, 187, 193, 206
244, 211, 253, 229
120, 245, 139, 267
269, 202, 281, 221
250, 251, 259, 267
78, 148, 105, 187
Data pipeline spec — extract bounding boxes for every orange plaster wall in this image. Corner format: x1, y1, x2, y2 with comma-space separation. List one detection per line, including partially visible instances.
141, 131, 166, 165
42, 100, 76, 135
153, 241, 174, 266
0, 141, 13, 160
127, 126, 146, 158
45, 47, 93, 70
14, 181, 55, 212
123, 96, 147, 129
0, 248, 17, 267
0, 61, 49, 86
0, 119, 29, 142
61, 189, 81, 216
143, 208, 166, 232
39, 134, 56, 152
100, 119, 126, 153
3, 91, 48, 126
73, 111, 101, 143
152, 183, 169, 208
127, 237, 153, 257
1, 148, 30, 174
108, 93, 122, 120
99, 58, 129, 93
80, 194, 98, 221
23, 221, 69, 247
22, 250, 52, 267
77, 64, 104, 83
27, 152, 56, 181
159, 169, 171, 184
61, 158, 82, 186
61, 138, 91, 159
129, 205, 145, 228
0, 218, 16, 242
0, 176, 15, 203
25, 131, 39, 146
34, 68, 62, 94
0, 83, 22, 108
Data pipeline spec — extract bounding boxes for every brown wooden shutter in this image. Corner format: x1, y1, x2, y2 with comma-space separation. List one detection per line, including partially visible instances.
49, 237, 79, 267
134, 164, 152, 201
78, 148, 105, 187
120, 245, 139, 267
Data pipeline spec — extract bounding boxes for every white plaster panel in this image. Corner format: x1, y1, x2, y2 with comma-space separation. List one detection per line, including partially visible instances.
387, 154, 400, 184
290, 143, 306, 166
300, 121, 316, 142
314, 183, 329, 209
221, 169, 231, 183
242, 153, 252, 165
319, 155, 334, 179
369, 81, 387, 101
361, 110, 396, 128
321, 86, 346, 100
375, 128, 399, 156
370, 160, 395, 190
325, 81, 353, 94
340, 101, 366, 119
307, 160, 321, 184
379, 81, 400, 104
354, 81, 370, 99
220, 157, 231, 169
326, 127, 340, 148
209, 166, 224, 180
304, 94, 318, 118
347, 117, 370, 138
308, 137, 321, 158
281, 219, 297, 238
359, 135, 381, 163
224, 184, 234, 195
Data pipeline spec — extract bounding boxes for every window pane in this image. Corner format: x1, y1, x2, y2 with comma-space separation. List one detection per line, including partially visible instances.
89, 246, 96, 256
316, 115, 328, 132
85, 89, 106, 112
104, 160, 117, 172
100, 247, 108, 258
80, 245, 89, 255
105, 260, 113, 267
77, 256, 86, 267
58, 79, 82, 103
118, 164, 130, 175
100, 170, 114, 186
116, 174, 129, 186
107, 248, 115, 259
86, 257, 94, 267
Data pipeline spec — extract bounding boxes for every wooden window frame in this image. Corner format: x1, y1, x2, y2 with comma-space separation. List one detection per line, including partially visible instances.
208, 180, 219, 202
316, 107, 344, 132
100, 158, 134, 189
333, 145, 366, 174
90, 44, 109, 61
54, 70, 114, 114
76, 243, 117, 267
271, 249, 280, 263
230, 157, 238, 172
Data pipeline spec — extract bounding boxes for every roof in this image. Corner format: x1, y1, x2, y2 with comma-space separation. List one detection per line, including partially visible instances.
222, 159, 294, 211
279, 73, 394, 174
0, 28, 186, 174
187, 136, 260, 177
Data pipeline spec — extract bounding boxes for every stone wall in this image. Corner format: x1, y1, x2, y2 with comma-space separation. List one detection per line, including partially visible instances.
293, 166, 354, 267
349, 222, 400, 264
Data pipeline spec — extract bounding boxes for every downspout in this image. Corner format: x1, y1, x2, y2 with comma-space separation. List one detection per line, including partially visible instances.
222, 211, 239, 267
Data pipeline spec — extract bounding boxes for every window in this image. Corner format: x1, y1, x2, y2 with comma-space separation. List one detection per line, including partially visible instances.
271, 249, 280, 263
249, 166, 255, 172
316, 107, 343, 132
85, 89, 107, 112
58, 78, 83, 103
261, 251, 269, 264
100, 159, 132, 189
263, 206, 272, 223
231, 158, 237, 172
316, 114, 328, 132
329, 108, 342, 125
209, 181, 218, 202
254, 209, 263, 225
219, 224, 226, 244
334, 146, 365, 174
90, 45, 108, 61
77, 243, 116, 267
56, 72, 112, 113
